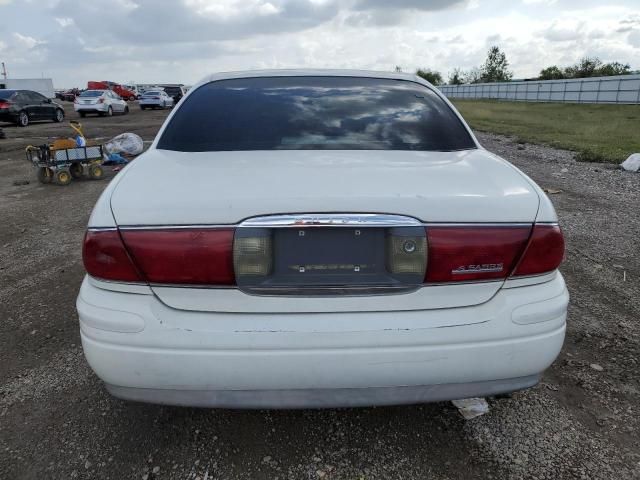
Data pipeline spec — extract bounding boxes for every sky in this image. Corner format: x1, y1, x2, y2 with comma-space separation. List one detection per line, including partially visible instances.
0, 0, 638, 88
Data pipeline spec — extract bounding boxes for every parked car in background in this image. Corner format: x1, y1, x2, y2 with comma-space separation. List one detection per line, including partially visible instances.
87, 81, 137, 101
59, 88, 81, 102
0, 89, 64, 126
78, 70, 568, 409
139, 90, 174, 110
160, 85, 186, 105
74, 89, 129, 117
123, 84, 140, 97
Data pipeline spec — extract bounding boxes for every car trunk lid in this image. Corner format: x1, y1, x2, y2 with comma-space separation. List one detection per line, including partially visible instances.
109, 148, 539, 317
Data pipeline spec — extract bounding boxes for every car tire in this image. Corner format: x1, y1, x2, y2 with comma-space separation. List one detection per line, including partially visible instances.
54, 169, 72, 186
106, 106, 113, 117
79, 112, 86, 118
162, 101, 166, 109
140, 106, 146, 110
17, 111, 29, 127
124, 106, 129, 115
37, 167, 54, 184
129, 96, 135, 101
88, 164, 104, 180
53, 109, 64, 123
69, 163, 83, 178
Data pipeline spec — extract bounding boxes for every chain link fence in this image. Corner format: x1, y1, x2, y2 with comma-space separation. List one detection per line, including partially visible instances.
439, 74, 640, 104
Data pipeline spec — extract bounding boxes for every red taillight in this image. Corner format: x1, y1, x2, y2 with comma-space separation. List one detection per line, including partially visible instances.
513, 224, 564, 276
425, 226, 531, 282
120, 229, 235, 285
0, 100, 10, 109
152, 96, 160, 100
83, 230, 143, 282
98, 98, 104, 103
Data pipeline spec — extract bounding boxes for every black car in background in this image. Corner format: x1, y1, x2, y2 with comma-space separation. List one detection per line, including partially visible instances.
0, 89, 65, 127
160, 85, 186, 105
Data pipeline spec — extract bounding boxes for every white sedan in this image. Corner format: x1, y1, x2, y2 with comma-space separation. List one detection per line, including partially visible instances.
77, 70, 568, 409
74, 89, 129, 117
139, 90, 174, 110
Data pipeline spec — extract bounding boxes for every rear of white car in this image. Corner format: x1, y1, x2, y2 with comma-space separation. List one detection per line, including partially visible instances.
74, 90, 128, 117
77, 70, 568, 408
139, 90, 174, 109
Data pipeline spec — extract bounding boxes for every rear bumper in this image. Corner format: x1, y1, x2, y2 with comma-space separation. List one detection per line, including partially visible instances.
74, 104, 108, 113
105, 375, 540, 409
78, 273, 568, 408
0, 111, 18, 122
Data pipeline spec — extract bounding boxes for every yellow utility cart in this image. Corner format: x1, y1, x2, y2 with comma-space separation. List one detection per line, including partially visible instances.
25, 121, 105, 186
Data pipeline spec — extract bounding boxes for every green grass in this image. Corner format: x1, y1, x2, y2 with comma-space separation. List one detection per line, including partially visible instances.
451, 99, 640, 163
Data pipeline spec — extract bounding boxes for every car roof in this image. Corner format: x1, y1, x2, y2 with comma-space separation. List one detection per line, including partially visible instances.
200, 68, 422, 85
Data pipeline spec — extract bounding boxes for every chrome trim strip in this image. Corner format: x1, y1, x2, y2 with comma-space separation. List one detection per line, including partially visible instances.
423, 222, 534, 227
117, 224, 235, 231
93, 221, 554, 231
150, 283, 237, 290
238, 213, 422, 228
239, 285, 420, 297
87, 226, 118, 232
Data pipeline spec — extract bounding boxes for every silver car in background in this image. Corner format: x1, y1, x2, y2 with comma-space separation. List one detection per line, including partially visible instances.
73, 90, 129, 117
139, 90, 174, 110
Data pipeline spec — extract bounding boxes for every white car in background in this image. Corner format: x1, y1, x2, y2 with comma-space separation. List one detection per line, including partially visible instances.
78, 70, 568, 409
74, 90, 129, 117
139, 90, 174, 110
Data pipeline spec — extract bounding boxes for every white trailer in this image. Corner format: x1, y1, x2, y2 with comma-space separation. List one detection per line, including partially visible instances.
0, 78, 55, 98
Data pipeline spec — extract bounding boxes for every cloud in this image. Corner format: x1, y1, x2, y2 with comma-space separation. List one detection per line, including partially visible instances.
353, 0, 467, 10
52, 0, 340, 43
13, 32, 46, 49
346, 0, 468, 26
54, 17, 74, 27
540, 20, 585, 42
628, 30, 640, 48
0, 0, 638, 88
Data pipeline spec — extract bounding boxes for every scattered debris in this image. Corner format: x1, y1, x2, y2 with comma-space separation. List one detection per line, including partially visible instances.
104, 132, 144, 156
621, 153, 640, 172
451, 397, 490, 419
590, 363, 604, 372
12, 179, 30, 186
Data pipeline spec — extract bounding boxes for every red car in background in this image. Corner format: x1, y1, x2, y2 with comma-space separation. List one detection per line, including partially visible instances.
87, 81, 137, 101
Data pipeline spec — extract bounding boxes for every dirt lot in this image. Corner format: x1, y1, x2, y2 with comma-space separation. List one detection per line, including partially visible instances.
0, 105, 638, 480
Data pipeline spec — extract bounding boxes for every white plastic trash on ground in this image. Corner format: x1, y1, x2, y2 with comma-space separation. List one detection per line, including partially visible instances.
452, 397, 490, 420
104, 133, 144, 156
621, 153, 640, 172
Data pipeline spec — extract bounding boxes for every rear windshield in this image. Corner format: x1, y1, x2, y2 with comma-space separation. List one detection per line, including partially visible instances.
157, 76, 476, 152
143, 91, 161, 96
0, 90, 15, 99
80, 90, 103, 97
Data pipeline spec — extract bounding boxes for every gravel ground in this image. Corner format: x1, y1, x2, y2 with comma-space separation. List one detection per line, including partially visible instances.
0, 109, 638, 479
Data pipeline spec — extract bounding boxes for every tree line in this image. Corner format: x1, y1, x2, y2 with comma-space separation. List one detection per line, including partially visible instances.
397, 46, 634, 86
